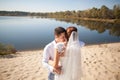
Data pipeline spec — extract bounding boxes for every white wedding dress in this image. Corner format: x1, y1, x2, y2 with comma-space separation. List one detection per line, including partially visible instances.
55, 31, 83, 80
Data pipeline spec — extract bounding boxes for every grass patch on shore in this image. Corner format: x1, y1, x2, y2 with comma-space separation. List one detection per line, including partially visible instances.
0, 43, 17, 55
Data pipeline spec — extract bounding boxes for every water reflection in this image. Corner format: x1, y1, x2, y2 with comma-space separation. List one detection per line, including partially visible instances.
0, 16, 120, 50
55, 19, 120, 37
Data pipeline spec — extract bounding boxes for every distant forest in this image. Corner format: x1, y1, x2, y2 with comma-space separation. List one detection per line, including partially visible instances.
0, 5, 120, 19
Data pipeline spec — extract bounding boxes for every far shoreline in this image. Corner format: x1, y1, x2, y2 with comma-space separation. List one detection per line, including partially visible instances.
0, 15, 120, 24
53, 17, 120, 24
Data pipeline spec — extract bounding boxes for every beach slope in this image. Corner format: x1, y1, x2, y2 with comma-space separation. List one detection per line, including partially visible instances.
0, 42, 120, 80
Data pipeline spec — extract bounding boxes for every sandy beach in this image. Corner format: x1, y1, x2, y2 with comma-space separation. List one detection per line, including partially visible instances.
0, 42, 120, 80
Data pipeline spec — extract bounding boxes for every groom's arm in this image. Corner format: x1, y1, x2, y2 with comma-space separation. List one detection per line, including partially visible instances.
42, 47, 54, 72
42, 46, 62, 74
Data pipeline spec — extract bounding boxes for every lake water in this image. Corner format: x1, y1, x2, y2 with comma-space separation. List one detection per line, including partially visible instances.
0, 16, 120, 51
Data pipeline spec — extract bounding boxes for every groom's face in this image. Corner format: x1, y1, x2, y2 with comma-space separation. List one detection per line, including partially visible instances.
55, 32, 66, 43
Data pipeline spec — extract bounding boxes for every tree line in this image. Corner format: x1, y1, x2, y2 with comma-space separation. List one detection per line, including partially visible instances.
46, 5, 120, 19
0, 4, 120, 19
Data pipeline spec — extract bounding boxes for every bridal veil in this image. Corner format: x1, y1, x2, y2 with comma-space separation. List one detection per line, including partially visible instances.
57, 31, 82, 80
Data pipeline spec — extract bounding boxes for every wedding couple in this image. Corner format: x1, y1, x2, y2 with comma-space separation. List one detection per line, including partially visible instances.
42, 26, 85, 80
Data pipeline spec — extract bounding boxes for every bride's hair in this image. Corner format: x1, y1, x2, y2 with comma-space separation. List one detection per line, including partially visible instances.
66, 26, 77, 39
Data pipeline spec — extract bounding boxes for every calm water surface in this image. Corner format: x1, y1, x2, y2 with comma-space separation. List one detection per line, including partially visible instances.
0, 16, 120, 50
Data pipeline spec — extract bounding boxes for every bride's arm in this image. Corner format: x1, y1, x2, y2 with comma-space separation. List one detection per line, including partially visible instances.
53, 42, 66, 74
52, 48, 62, 74
53, 42, 66, 68
53, 48, 60, 68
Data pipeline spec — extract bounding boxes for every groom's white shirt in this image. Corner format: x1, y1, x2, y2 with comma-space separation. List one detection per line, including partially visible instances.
42, 40, 56, 72
42, 40, 85, 73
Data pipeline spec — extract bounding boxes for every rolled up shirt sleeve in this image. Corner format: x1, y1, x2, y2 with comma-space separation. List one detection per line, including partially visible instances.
42, 46, 54, 72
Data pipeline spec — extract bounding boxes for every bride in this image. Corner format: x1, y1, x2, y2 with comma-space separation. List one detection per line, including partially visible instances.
53, 26, 85, 80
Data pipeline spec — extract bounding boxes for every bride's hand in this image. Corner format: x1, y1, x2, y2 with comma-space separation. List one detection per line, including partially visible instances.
59, 52, 64, 57
59, 46, 66, 57
64, 41, 67, 46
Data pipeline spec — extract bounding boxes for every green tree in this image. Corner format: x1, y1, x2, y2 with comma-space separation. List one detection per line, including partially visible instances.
113, 4, 120, 19
100, 5, 110, 19
90, 7, 99, 18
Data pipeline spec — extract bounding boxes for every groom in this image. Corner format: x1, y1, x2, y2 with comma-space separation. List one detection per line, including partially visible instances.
42, 27, 67, 80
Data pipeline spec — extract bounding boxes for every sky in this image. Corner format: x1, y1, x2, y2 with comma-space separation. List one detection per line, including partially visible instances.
0, 0, 120, 12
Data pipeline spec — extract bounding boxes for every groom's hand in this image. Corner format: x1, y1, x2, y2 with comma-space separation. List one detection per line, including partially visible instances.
53, 66, 62, 74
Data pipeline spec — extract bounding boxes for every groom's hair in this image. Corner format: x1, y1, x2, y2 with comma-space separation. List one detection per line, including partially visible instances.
54, 27, 66, 36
